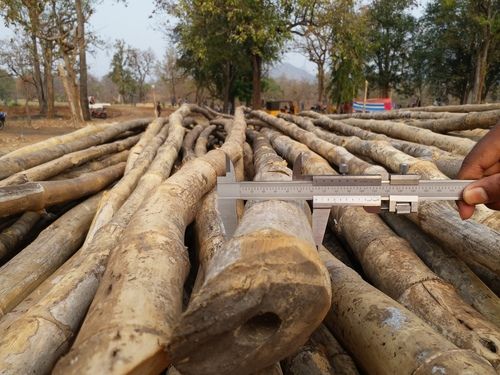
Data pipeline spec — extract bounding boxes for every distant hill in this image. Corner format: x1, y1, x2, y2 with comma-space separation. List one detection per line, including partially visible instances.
269, 62, 316, 82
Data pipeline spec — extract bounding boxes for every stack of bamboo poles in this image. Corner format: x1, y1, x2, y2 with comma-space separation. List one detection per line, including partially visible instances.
0, 103, 498, 375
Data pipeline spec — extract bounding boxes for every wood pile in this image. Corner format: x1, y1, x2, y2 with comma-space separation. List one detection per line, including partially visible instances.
0, 103, 498, 375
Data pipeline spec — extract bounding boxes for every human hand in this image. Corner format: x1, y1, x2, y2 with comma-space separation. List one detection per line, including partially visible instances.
457, 124, 500, 219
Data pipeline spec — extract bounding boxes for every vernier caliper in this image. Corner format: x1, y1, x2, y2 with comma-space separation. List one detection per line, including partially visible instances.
216, 154, 473, 247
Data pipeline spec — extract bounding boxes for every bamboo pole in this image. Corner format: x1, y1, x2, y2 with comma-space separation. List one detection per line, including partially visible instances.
0, 134, 140, 187
52, 105, 245, 375
320, 248, 496, 375
52, 150, 129, 180
381, 213, 500, 327
0, 107, 189, 375
168, 129, 331, 375
0, 211, 41, 262
0, 193, 100, 316
0, 118, 150, 180
0, 163, 125, 218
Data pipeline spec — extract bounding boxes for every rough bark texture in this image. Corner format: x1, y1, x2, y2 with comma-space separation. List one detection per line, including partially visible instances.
85, 124, 170, 243
253, 111, 387, 178
404, 103, 500, 112
0, 211, 41, 262
194, 125, 216, 157
0, 135, 139, 187
381, 213, 500, 328
0, 193, 100, 316
320, 248, 496, 375
304, 112, 476, 155
0, 108, 186, 375
259, 129, 500, 367
53, 150, 129, 180
0, 163, 125, 218
332, 207, 500, 367
405, 110, 499, 133
169, 129, 331, 375
53, 105, 244, 375
282, 340, 336, 375
0, 119, 149, 180
182, 124, 207, 162
125, 118, 168, 173
243, 141, 255, 181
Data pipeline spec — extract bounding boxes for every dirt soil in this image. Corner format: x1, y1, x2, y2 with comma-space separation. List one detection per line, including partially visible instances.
0, 104, 173, 156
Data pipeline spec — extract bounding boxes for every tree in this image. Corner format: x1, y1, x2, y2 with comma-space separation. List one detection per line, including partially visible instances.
160, 0, 316, 109
365, 0, 416, 97
109, 40, 137, 103
296, 1, 334, 105
75, 0, 90, 120
127, 47, 156, 103
327, 0, 369, 109
158, 47, 183, 105
0, 69, 16, 103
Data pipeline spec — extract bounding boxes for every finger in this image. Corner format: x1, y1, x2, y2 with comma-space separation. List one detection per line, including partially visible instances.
483, 162, 500, 177
462, 174, 500, 205
457, 124, 500, 179
457, 200, 475, 220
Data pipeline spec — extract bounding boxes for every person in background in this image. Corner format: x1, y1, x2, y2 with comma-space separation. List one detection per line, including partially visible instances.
457, 124, 500, 219
156, 101, 162, 117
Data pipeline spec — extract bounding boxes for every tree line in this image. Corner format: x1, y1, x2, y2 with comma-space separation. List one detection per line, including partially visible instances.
0, 0, 498, 121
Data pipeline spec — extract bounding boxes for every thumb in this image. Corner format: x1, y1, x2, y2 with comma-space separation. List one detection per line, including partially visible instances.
462, 174, 500, 206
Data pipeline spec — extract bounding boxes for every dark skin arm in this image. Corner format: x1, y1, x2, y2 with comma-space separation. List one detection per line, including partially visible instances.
457, 124, 500, 219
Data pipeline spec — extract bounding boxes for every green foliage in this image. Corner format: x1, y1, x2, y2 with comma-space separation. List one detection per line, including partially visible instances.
109, 40, 138, 103
327, 0, 368, 106
416, 0, 499, 103
0, 69, 16, 103
364, 0, 416, 96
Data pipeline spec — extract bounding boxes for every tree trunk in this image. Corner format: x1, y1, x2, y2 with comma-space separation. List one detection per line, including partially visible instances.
0, 211, 41, 262
194, 125, 216, 157
76, 0, 91, 121
251, 53, 262, 109
30, 33, 47, 115
0, 163, 125, 218
0, 134, 139, 187
43, 40, 55, 118
0, 193, 100, 316
52, 105, 242, 375
125, 118, 168, 174
169, 129, 331, 375
182, 124, 206, 163
404, 103, 500, 112
404, 110, 499, 133
0, 110, 183, 374
57, 62, 84, 124
0, 118, 149, 180
52, 150, 129, 180
319, 248, 496, 375
381, 213, 500, 328
317, 63, 325, 105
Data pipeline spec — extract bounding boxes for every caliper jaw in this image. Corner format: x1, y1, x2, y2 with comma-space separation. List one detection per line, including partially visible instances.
385, 173, 420, 214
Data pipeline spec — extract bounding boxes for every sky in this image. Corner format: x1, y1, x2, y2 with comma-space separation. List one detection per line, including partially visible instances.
0, 1, 316, 79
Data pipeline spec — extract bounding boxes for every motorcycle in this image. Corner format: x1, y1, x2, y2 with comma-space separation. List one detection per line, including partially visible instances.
0, 112, 6, 130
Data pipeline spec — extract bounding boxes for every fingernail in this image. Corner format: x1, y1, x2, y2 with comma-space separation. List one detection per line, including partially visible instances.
463, 187, 488, 205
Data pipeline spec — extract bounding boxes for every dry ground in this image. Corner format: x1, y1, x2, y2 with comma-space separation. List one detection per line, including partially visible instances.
0, 104, 173, 156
